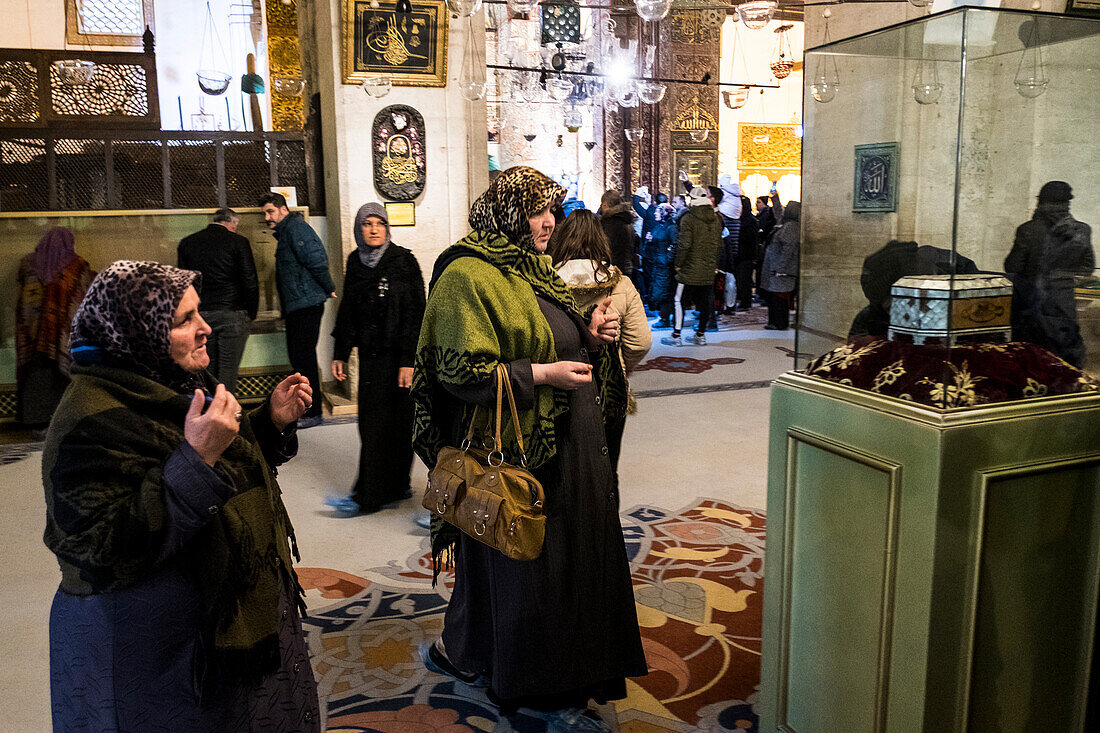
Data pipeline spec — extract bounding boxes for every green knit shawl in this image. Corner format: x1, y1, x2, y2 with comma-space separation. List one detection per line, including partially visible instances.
411, 230, 627, 573
43, 364, 299, 678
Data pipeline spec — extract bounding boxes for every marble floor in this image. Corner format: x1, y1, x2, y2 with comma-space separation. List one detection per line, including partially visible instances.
0, 309, 795, 731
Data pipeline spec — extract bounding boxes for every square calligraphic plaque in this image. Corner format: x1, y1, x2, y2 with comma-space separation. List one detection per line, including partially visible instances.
342, 0, 448, 87
853, 142, 899, 213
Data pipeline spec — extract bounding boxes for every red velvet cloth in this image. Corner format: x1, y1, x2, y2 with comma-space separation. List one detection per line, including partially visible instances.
804, 339, 1099, 409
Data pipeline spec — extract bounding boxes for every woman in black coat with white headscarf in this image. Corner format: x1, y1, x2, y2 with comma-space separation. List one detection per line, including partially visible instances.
329, 203, 425, 514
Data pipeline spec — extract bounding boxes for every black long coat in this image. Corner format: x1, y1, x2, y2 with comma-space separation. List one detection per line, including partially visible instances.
1004, 207, 1094, 367
600, 205, 636, 276
332, 245, 424, 367
332, 245, 426, 508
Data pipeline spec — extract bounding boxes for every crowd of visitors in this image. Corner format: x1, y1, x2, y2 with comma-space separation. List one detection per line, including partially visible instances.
38, 165, 802, 732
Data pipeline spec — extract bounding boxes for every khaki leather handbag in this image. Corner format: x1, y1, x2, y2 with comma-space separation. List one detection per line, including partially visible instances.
422, 364, 546, 561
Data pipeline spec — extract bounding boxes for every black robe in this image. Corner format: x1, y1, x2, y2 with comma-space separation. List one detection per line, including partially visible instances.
441, 296, 648, 713
331, 245, 425, 509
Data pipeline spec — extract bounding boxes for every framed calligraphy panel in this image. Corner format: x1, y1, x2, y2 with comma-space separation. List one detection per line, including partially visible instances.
853, 143, 899, 213
373, 105, 427, 201
342, 0, 448, 87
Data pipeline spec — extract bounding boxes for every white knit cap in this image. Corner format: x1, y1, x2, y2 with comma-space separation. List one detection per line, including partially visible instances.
688, 187, 711, 207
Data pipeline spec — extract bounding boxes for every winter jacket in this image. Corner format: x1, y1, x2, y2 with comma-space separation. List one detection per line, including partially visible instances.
675, 205, 722, 286
273, 212, 336, 314
600, 204, 636, 276
331, 245, 426, 368
557, 259, 652, 383
651, 217, 678, 264
718, 212, 741, 272
1005, 204, 1094, 366
736, 204, 759, 266
177, 224, 260, 319
761, 201, 800, 293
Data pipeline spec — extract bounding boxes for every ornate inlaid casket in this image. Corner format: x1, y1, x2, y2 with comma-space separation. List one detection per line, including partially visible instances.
888, 274, 1013, 345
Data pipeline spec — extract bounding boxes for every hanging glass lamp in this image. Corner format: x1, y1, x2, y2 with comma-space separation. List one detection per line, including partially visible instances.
809, 10, 840, 104
445, 0, 482, 17
1014, 19, 1048, 99
738, 1, 778, 31
458, 16, 487, 101
635, 0, 672, 23
912, 58, 942, 105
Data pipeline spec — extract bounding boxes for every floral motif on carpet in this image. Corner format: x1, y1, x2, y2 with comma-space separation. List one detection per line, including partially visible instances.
298, 499, 764, 732
634, 356, 746, 374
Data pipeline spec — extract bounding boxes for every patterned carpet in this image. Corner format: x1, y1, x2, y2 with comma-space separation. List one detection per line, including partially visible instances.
298, 499, 765, 732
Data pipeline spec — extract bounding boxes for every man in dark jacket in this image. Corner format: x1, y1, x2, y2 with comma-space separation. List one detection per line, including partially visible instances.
261, 192, 336, 425
1004, 180, 1094, 367
177, 207, 259, 392
663, 187, 722, 346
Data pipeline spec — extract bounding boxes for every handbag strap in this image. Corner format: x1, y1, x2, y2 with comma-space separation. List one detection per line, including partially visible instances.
498, 363, 528, 464
461, 363, 530, 467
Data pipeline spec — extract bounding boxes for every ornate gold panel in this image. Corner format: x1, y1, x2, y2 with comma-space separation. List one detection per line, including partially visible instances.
672, 94, 718, 132
738, 123, 801, 178
669, 9, 724, 45
673, 53, 717, 81
266, 0, 304, 131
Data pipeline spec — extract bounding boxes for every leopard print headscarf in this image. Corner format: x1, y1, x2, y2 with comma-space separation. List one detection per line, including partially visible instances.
71, 260, 203, 390
468, 166, 566, 253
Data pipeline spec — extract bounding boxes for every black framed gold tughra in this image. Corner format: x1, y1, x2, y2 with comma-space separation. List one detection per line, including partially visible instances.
341, 0, 448, 88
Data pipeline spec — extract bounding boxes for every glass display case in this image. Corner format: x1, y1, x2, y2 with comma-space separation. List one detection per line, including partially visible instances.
760, 10, 1100, 733
797, 6, 1100, 398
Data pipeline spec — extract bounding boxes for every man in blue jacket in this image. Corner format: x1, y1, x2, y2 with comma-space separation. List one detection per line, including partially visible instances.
261, 192, 336, 426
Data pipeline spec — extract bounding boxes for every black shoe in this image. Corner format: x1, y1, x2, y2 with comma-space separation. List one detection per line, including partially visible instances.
764, 324, 779, 330
421, 642, 488, 687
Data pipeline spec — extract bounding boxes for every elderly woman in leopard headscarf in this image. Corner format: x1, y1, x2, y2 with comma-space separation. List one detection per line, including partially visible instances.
411, 166, 648, 732
43, 260, 319, 732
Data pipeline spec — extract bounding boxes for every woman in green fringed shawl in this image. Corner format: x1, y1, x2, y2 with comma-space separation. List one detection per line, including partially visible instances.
412, 167, 648, 731
43, 261, 320, 732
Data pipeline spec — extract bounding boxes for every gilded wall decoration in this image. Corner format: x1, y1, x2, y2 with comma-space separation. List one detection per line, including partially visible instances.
265, 0, 304, 131
663, 9, 721, 192
342, 0, 448, 87
669, 9, 724, 45
673, 54, 717, 82
737, 123, 802, 179
604, 107, 625, 194
672, 95, 719, 133
673, 149, 718, 190
0, 61, 39, 123
372, 105, 426, 201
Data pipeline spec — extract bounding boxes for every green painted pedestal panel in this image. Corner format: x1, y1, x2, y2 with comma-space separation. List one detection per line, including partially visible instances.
761, 373, 1100, 733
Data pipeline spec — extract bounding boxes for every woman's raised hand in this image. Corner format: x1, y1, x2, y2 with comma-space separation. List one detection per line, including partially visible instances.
184, 384, 241, 467
532, 361, 593, 390
589, 296, 619, 343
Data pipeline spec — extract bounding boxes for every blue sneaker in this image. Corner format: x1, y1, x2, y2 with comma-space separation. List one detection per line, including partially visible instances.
324, 495, 361, 517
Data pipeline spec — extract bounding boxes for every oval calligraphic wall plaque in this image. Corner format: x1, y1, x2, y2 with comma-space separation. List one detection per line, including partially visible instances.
372, 104, 426, 201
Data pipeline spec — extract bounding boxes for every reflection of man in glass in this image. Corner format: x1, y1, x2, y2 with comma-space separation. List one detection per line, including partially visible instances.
1004, 181, 1095, 367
